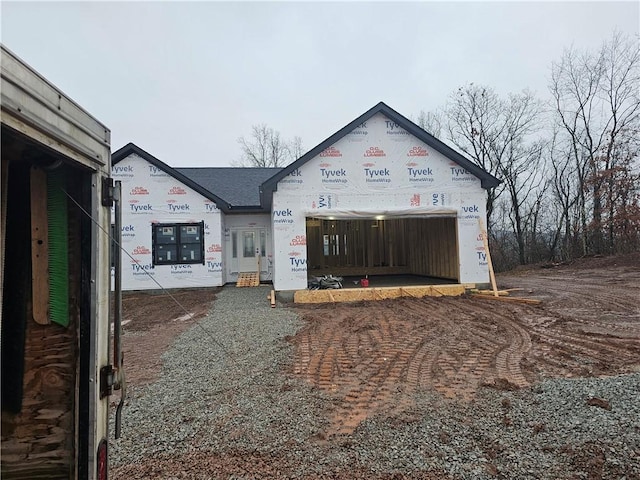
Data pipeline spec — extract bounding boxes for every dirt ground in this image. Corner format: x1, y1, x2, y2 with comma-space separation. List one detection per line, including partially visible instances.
114, 253, 640, 478
291, 253, 640, 436
117, 288, 218, 386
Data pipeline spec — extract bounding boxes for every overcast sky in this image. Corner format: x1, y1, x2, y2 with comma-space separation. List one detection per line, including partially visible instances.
2, 1, 638, 167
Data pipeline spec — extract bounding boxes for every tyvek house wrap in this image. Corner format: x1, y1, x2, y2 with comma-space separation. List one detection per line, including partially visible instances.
271, 112, 490, 291
112, 153, 224, 291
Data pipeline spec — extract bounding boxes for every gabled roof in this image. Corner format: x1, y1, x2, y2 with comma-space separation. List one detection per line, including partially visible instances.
111, 143, 232, 213
177, 167, 280, 212
260, 101, 501, 208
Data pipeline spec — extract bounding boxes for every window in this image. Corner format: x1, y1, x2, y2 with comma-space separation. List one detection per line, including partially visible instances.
152, 222, 204, 265
231, 231, 238, 258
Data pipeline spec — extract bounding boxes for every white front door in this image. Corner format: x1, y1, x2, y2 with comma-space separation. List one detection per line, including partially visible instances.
230, 228, 267, 274
239, 230, 259, 272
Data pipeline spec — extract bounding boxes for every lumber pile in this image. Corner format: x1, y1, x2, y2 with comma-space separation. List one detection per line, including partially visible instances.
294, 284, 466, 304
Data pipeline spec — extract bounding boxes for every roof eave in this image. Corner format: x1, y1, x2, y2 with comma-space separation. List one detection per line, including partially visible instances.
259, 102, 501, 209
111, 143, 232, 213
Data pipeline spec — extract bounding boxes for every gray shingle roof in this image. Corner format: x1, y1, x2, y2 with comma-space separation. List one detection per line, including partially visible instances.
176, 167, 281, 210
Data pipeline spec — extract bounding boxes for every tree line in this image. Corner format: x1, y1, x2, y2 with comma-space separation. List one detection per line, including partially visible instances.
238, 32, 639, 270
417, 32, 639, 270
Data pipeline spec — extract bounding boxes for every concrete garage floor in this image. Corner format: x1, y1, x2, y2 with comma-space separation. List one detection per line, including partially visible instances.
338, 274, 453, 289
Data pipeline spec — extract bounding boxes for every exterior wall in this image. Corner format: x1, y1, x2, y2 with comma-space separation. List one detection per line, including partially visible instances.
272, 112, 489, 291
224, 213, 273, 283
111, 153, 224, 291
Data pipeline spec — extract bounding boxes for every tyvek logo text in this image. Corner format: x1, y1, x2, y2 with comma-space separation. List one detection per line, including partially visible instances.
385, 121, 409, 136
319, 164, 348, 185
273, 208, 294, 224
451, 167, 475, 182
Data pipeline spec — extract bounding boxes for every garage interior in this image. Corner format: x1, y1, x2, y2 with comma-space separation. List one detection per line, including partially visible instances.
305, 216, 460, 286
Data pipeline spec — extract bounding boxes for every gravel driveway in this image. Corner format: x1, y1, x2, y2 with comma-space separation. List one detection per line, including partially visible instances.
111, 285, 640, 479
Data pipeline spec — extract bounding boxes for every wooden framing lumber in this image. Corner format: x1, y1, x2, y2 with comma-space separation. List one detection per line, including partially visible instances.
471, 289, 510, 296
30, 167, 50, 324
294, 284, 466, 304
478, 218, 499, 297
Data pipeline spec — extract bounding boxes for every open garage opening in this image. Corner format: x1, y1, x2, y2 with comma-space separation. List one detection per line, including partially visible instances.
305, 216, 460, 287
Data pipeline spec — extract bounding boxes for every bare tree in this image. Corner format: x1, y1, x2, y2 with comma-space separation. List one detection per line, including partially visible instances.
444, 84, 544, 264
236, 124, 304, 167
550, 31, 640, 255
416, 110, 444, 138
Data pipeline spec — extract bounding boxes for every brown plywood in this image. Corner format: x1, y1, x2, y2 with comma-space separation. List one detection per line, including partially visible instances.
294, 284, 466, 304
30, 167, 50, 325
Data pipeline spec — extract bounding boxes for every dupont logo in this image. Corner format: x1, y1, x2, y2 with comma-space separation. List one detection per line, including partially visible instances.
290, 235, 306, 246
407, 146, 429, 157
113, 165, 134, 177
130, 186, 149, 195
410, 194, 421, 207
385, 121, 410, 136
319, 146, 342, 157
204, 202, 219, 212
168, 186, 187, 195
132, 245, 151, 255
364, 147, 386, 157
289, 251, 300, 256
207, 244, 223, 253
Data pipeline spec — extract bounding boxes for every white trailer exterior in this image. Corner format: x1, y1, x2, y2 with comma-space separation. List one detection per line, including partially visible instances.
1, 45, 114, 479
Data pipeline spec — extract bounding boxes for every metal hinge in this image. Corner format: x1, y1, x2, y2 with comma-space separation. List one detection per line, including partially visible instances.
101, 177, 114, 207
100, 365, 114, 398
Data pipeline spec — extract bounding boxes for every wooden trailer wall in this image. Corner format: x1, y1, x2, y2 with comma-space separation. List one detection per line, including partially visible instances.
1, 143, 85, 479
306, 216, 458, 281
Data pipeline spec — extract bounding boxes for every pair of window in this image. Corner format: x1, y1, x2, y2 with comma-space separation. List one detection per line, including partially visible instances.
152, 222, 204, 265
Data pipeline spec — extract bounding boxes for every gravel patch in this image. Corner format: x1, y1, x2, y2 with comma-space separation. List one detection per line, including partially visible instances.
111, 285, 640, 479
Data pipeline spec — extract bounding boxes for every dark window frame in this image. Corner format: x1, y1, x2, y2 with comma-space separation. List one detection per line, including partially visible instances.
152, 221, 205, 266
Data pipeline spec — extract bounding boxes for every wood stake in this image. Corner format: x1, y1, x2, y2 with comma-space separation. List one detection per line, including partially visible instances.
478, 218, 499, 297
